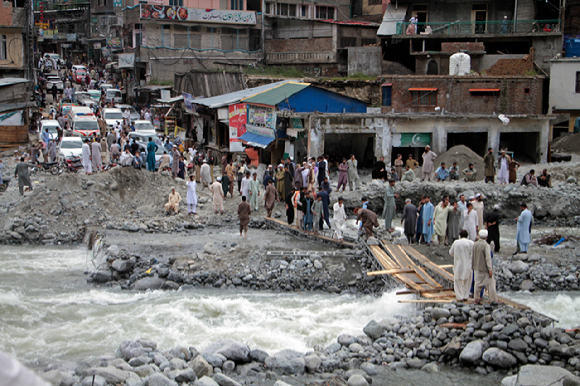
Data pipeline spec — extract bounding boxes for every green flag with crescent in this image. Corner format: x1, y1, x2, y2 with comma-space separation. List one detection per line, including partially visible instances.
392, 133, 431, 147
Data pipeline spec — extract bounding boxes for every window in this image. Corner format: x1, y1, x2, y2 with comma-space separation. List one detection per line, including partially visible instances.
576, 72, 580, 93
300, 5, 308, 17
162, 25, 171, 30
340, 37, 358, 47
169, 0, 183, 6
361, 38, 376, 46
265, 2, 272, 14
315, 6, 335, 20
231, 0, 243, 10
276, 3, 296, 16
0, 35, 6, 60
524, 88, 530, 94
382, 85, 392, 106
412, 91, 437, 106
368, 0, 381, 5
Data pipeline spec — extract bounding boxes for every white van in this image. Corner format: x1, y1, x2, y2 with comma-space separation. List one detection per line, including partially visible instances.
105, 88, 122, 104
71, 116, 99, 138
67, 106, 93, 126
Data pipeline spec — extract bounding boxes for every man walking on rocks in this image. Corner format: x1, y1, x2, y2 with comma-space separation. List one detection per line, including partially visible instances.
333, 197, 347, 241
14, 157, 34, 195
449, 230, 473, 302
383, 179, 398, 232
337, 158, 348, 192
81, 139, 92, 174
483, 148, 495, 183
516, 203, 532, 254
264, 179, 277, 217
171, 145, 180, 179
240, 171, 251, 198
401, 198, 417, 244
355, 206, 379, 239
276, 164, 285, 199
186, 175, 198, 215
421, 145, 437, 181
238, 196, 251, 238
473, 229, 498, 304
347, 155, 360, 191
209, 177, 224, 214
164, 187, 181, 215
486, 205, 501, 253
201, 160, 212, 189
91, 138, 102, 172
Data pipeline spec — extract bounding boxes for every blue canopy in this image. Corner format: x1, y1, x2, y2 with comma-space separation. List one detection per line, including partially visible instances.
239, 132, 275, 149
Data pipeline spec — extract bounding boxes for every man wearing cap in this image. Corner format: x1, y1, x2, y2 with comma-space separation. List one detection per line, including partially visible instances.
449, 230, 473, 302
421, 145, 437, 181
201, 159, 212, 189
164, 187, 181, 215
383, 179, 398, 232
516, 203, 532, 254
347, 154, 360, 191
209, 177, 224, 214
485, 205, 502, 253
249, 172, 261, 211
483, 147, 495, 183
472, 229, 498, 305
463, 163, 477, 182
401, 198, 417, 244
276, 164, 285, 200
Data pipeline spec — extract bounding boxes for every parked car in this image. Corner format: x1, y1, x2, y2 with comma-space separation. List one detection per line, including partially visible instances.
117, 104, 139, 121
134, 120, 156, 131
102, 108, 124, 129
58, 137, 83, 161
72, 65, 87, 73
100, 83, 113, 92
43, 53, 63, 66
74, 69, 87, 84
88, 90, 101, 101
105, 88, 122, 104
38, 120, 60, 140
46, 76, 63, 93
59, 100, 79, 119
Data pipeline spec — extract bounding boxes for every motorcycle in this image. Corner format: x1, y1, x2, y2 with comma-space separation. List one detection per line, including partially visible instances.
0, 176, 10, 193
30, 161, 62, 176
61, 156, 83, 173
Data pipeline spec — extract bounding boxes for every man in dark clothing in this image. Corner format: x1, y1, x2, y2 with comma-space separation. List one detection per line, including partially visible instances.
401, 198, 418, 244
283, 166, 293, 202
286, 188, 296, 225
372, 157, 388, 180
317, 187, 331, 230
354, 207, 379, 238
322, 177, 332, 194
485, 204, 501, 253
317, 156, 326, 189
51, 83, 58, 101
263, 171, 274, 190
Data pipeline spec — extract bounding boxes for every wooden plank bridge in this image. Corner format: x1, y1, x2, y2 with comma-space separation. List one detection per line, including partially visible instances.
263, 217, 357, 248
367, 241, 529, 310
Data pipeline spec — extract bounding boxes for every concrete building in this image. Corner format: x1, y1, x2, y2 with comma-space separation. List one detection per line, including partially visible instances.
0, 3, 27, 78
549, 57, 580, 137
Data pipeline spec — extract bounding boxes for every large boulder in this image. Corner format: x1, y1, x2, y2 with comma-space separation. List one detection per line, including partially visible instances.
134, 276, 165, 290
347, 374, 369, 386
212, 373, 241, 386
117, 340, 149, 360
204, 340, 250, 363
190, 355, 213, 378
460, 340, 489, 364
265, 350, 305, 375
363, 320, 388, 340
194, 376, 220, 386
508, 261, 529, 274
147, 373, 178, 386
506, 364, 580, 386
431, 308, 450, 320
81, 367, 130, 384
482, 348, 517, 369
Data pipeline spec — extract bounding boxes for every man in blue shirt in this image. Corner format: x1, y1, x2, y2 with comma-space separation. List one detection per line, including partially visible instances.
435, 162, 449, 182
41, 128, 51, 144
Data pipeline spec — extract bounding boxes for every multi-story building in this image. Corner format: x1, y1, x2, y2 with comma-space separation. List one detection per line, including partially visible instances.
0, 2, 28, 78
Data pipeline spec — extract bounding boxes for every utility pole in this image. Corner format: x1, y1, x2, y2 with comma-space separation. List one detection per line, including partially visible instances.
26, 0, 35, 80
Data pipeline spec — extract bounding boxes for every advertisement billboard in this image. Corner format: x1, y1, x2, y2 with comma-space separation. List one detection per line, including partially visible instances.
229, 103, 247, 152
140, 5, 256, 25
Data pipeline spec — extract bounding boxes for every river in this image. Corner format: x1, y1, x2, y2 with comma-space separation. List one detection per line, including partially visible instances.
1, 246, 578, 368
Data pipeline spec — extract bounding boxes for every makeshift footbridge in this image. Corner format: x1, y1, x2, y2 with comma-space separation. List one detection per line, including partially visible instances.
263, 217, 357, 248
366, 240, 530, 310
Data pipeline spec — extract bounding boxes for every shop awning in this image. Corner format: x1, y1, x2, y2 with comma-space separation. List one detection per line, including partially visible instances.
239, 132, 275, 149
408, 88, 438, 91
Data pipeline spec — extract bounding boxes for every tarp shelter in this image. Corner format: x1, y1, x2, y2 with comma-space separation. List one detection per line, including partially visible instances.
377, 3, 408, 36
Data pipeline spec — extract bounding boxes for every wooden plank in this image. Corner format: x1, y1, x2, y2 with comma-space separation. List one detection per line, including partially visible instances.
438, 264, 453, 269
367, 269, 416, 276
402, 245, 455, 283
368, 246, 399, 270
498, 296, 530, 310
385, 243, 442, 289
263, 217, 357, 247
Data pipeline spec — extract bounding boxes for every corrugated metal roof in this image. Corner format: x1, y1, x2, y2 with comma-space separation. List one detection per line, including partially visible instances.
377, 4, 408, 36
239, 132, 275, 148
193, 80, 300, 109
242, 82, 310, 106
0, 78, 30, 87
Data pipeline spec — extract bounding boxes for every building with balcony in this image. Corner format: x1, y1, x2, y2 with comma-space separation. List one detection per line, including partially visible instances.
377, 0, 562, 75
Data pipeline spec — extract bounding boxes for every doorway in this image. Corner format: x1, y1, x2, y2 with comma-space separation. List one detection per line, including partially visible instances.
412, 4, 428, 34
447, 132, 488, 157
471, 4, 487, 34
500, 132, 540, 163
324, 133, 375, 168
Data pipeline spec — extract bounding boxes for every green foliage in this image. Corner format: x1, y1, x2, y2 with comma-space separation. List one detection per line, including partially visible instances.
524, 70, 538, 76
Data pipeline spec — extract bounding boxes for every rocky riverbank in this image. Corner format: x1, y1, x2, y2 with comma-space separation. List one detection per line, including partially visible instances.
36, 304, 580, 386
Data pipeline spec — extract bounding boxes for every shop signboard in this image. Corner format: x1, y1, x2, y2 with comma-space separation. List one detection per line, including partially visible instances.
228, 103, 246, 152
392, 133, 431, 147
247, 104, 276, 131
140, 5, 256, 25
118, 53, 135, 68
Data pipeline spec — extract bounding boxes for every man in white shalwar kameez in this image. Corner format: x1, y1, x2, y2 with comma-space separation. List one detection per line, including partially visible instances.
240, 172, 251, 198
464, 202, 478, 241
497, 150, 510, 185
449, 230, 474, 301
472, 194, 484, 231
81, 140, 92, 174
200, 160, 211, 190
209, 177, 224, 214
91, 140, 102, 172
457, 194, 468, 230
186, 175, 198, 215
248, 172, 260, 211
333, 197, 347, 241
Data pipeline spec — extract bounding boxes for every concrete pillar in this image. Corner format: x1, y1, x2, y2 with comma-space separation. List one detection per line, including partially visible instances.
488, 126, 500, 155
432, 123, 446, 156
539, 122, 549, 163
379, 118, 391, 161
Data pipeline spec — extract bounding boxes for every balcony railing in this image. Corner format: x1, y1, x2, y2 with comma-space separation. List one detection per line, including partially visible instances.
266, 51, 336, 63
396, 19, 561, 36
34, 0, 89, 11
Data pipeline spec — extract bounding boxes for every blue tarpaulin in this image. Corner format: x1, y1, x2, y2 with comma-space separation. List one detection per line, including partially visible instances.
239, 132, 275, 148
